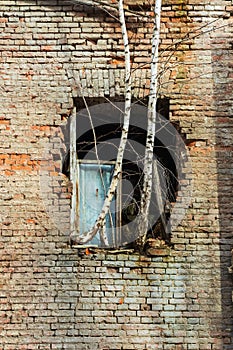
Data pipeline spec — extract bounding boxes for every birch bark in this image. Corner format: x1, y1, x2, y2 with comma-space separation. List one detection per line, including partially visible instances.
139, 0, 163, 245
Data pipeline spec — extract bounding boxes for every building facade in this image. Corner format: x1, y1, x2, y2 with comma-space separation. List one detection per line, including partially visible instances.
0, 0, 233, 349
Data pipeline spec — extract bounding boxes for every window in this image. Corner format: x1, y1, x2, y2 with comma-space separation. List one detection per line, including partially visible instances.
63, 99, 178, 249
78, 160, 120, 247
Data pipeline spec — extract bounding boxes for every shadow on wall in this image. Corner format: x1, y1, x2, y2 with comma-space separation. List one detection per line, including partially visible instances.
212, 22, 233, 349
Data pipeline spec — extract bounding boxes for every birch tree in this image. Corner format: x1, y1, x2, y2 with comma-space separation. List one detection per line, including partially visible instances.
70, 0, 132, 245
69, 0, 163, 249
138, 0, 163, 248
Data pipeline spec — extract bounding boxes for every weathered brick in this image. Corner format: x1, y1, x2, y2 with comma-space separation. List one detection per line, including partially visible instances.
0, 1, 232, 349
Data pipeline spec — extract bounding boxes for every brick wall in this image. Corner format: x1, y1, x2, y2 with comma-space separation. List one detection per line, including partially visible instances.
0, 0, 232, 349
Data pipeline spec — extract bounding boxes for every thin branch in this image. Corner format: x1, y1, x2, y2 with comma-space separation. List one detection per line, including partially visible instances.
70, 0, 154, 19
70, 0, 119, 22
70, 107, 78, 237
131, 19, 232, 75
81, 96, 110, 246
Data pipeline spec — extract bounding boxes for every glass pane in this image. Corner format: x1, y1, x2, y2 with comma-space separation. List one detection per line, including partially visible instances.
78, 163, 115, 246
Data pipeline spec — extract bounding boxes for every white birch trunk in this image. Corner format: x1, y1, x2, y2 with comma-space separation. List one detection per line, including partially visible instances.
139, 0, 162, 243
75, 0, 132, 245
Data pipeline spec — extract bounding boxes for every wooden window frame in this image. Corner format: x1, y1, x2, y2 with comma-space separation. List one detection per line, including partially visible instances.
76, 159, 122, 248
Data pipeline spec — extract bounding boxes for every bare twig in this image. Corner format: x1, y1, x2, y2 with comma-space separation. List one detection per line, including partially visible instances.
70, 107, 79, 239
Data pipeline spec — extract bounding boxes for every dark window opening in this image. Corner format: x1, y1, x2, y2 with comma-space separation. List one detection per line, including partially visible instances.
63, 98, 178, 249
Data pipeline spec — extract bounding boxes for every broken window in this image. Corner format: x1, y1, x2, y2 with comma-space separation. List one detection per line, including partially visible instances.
62, 99, 179, 249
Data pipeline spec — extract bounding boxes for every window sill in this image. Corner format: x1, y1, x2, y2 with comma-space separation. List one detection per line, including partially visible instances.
72, 238, 171, 257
